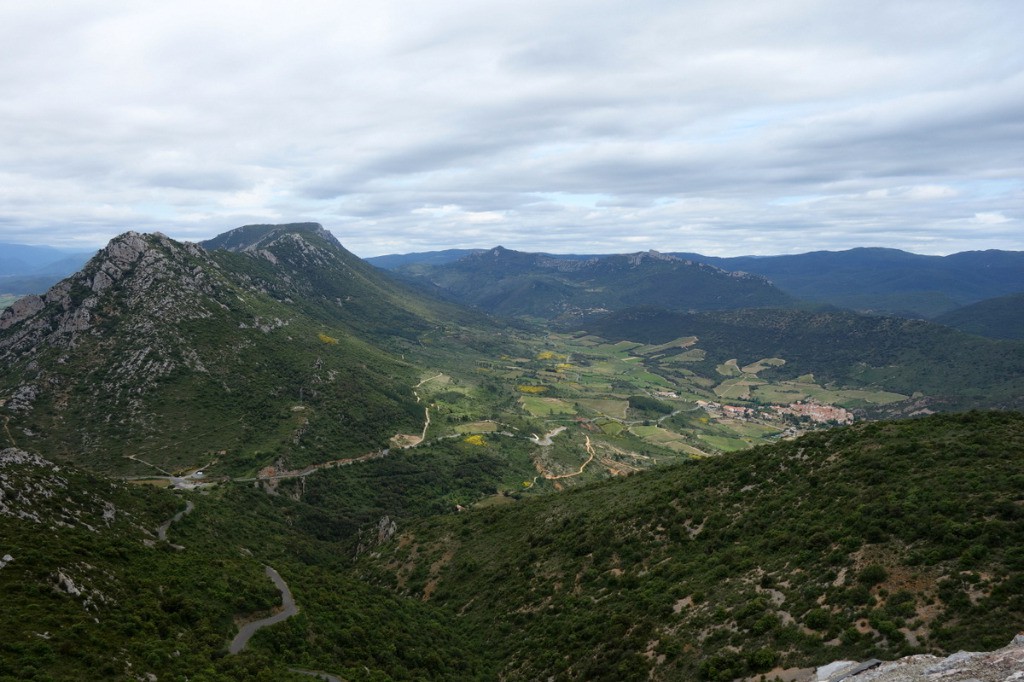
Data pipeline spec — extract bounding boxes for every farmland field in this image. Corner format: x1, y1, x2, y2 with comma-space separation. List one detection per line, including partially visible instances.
408, 328, 915, 492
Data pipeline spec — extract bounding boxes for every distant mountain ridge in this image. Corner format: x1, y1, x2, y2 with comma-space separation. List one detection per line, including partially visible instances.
0, 243, 96, 277
0, 243, 97, 300
367, 248, 486, 270
390, 246, 793, 320
675, 247, 1024, 317
375, 245, 1024, 319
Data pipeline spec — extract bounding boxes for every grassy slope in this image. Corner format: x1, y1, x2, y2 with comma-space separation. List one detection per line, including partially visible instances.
362, 411, 1024, 681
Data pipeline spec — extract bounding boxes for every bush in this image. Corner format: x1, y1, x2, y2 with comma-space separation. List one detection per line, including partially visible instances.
699, 652, 745, 681
804, 608, 831, 630
858, 564, 888, 586
748, 647, 778, 672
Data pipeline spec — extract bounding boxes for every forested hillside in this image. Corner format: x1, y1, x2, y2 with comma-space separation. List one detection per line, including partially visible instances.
393, 247, 792, 320
363, 411, 1024, 680
935, 293, 1024, 340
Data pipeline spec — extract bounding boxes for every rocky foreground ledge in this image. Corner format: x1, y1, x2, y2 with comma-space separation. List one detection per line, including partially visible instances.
810, 634, 1024, 682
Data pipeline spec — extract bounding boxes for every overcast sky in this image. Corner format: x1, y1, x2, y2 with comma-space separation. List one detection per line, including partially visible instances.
1, 1, 1021, 257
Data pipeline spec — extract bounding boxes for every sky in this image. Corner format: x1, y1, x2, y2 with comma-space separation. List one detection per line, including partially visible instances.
0, 1, 1022, 257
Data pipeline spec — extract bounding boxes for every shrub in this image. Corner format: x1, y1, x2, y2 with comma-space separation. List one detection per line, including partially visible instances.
858, 564, 888, 586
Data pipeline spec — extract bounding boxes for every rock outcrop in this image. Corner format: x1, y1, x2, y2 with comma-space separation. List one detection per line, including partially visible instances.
813, 634, 1024, 682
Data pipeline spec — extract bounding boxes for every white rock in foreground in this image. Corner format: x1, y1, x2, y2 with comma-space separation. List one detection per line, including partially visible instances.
816, 634, 1024, 681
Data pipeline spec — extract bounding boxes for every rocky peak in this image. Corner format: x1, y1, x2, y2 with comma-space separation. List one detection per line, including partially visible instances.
624, 250, 680, 266
200, 222, 343, 254
0, 232, 217, 353
0, 231, 227, 421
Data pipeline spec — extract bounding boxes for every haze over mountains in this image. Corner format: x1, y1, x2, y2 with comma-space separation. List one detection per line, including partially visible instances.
0, 243, 95, 277
0, 243, 96, 309
2, 223, 1023, 680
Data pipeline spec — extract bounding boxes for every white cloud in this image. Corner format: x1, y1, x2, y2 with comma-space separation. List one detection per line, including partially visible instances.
972, 211, 1011, 224
903, 185, 960, 200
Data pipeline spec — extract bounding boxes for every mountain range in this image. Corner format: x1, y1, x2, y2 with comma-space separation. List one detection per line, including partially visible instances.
0, 243, 95, 277
372, 245, 1024, 323
385, 246, 794, 321
2, 223, 1023, 680
672, 247, 1024, 317
0, 243, 97, 310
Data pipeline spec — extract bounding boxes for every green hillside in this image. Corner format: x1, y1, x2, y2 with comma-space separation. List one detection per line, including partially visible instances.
0, 447, 490, 681
0, 230, 436, 475
935, 292, 1024, 340
202, 223, 486, 347
4, 410, 1022, 681
363, 411, 1024, 680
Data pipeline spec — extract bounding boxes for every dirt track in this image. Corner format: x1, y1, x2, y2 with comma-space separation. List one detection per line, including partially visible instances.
538, 435, 596, 480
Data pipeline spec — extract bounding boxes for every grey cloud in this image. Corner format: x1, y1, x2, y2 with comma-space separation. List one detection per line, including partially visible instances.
0, 0, 1021, 256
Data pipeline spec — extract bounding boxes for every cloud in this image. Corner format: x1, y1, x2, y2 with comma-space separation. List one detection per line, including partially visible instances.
972, 212, 1011, 225
0, 0, 1021, 256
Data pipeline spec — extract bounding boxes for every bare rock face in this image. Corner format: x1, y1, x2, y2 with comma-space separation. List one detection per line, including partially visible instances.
814, 634, 1024, 681
355, 515, 398, 555
376, 515, 398, 544
0, 295, 44, 331
0, 447, 51, 467
625, 250, 678, 267
0, 231, 223, 417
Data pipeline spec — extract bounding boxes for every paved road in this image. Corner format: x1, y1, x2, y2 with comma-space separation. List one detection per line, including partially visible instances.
156, 500, 194, 541
228, 566, 298, 654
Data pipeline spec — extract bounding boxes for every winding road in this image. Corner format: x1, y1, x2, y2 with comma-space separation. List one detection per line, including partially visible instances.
156, 500, 194, 541
2, 416, 16, 448
228, 566, 298, 655
402, 373, 443, 448
543, 435, 597, 480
